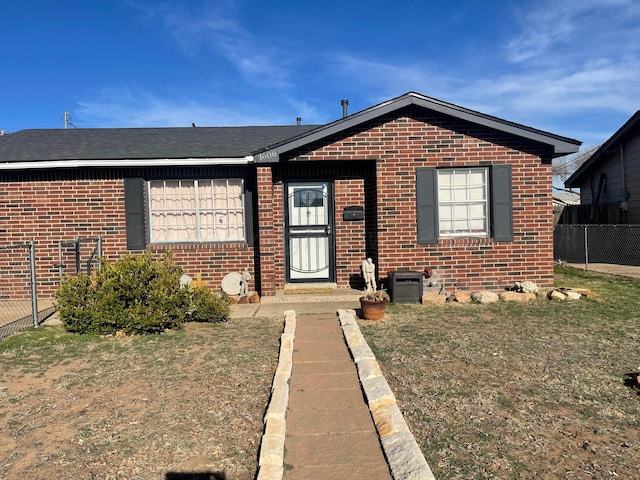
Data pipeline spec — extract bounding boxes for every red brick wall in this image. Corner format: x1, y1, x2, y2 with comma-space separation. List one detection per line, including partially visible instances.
0, 179, 255, 299
256, 166, 278, 295
333, 178, 368, 287
286, 109, 555, 290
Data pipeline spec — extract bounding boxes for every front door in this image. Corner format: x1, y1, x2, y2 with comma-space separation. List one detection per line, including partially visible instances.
285, 181, 335, 282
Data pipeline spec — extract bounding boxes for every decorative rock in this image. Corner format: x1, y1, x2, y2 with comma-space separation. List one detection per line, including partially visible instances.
357, 359, 383, 381
381, 432, 436, 480
421, 292, 447, 305
362, 376, 396, 408
548, 290, 567, 300
256, 464, 283, 480
471, 291, 500, 304
238, 295, 250, 304
449, 290, 472, 303
249, 291, 260, 303
264, 384, 289, 421
370, 403, 410, 438
338, 309, 358, 326
350, 343, 376, 362
514, 281, 539, 294
499, 291, 537, 302
257, 433, 286, 466
565, 290, 582, 300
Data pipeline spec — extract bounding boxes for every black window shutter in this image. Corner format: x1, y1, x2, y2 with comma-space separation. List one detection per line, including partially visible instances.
416, 167, 438, 245
124, 178, 146, 250
492, 165, 513, 242
244, 180, 255, 247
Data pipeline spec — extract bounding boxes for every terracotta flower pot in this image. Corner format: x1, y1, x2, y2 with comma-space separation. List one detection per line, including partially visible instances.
359, 298, 387, 320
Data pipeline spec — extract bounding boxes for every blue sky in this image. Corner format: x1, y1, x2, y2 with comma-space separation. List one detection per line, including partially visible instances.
1, 0, 639, 153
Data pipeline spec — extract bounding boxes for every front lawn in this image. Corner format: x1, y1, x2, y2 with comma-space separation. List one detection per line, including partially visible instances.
0, 318, 281, 480
360, 267, 640, 479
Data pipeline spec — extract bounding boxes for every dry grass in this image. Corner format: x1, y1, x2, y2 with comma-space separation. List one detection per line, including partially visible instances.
0, 317, 282, 480
360, 267, 640, 479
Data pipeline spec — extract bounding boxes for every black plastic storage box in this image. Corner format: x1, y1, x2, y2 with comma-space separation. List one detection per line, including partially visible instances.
388, 271, 423, 303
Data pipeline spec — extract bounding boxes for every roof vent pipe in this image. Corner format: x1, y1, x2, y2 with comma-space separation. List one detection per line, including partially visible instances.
341, 99, 349, 118
296, 116, 301, 126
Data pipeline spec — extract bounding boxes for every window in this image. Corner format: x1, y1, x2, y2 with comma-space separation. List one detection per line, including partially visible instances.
148, 179, 245, 243
437, 168, 488, 236
416, 165, 512, 244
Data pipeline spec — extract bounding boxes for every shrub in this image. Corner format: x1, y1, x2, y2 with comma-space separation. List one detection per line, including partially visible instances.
54, 273, 98, 333
185, 286, 232, 323
55, 251, 191, 335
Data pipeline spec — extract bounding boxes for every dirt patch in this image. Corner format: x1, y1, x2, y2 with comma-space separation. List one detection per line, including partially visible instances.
0, 318, 282, 480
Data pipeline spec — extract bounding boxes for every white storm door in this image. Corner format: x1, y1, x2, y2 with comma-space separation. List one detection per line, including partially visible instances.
286, 181, 334, 282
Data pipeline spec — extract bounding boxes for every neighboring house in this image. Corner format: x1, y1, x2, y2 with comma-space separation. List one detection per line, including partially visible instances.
0, 92, 580, 299
552, 191, 580, 225
565, 111, 640, 223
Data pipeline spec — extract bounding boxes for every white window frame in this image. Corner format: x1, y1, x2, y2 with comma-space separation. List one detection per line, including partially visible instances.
147, 179, 245, 243
437, 168, 489, 237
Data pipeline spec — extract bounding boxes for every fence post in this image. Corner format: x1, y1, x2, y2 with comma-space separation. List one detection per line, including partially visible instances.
29, 240, 39, 328
584, 225, 589, 271
97, 235, 103, 271
74, 237, 81, 273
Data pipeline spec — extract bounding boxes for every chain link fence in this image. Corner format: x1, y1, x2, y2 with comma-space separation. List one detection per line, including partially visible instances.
0, 242, 54, 339
554, 225, 640, 278
0, 236, 102, 340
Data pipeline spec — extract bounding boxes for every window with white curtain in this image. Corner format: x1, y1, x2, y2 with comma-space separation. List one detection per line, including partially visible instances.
437, 168, 489, 236
148, 179, 245, 243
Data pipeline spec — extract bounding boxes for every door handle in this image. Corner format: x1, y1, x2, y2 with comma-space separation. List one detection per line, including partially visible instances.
325, 225, 332, 235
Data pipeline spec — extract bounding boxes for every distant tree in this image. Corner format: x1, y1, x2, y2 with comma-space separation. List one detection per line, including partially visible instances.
552, 145, 600, 192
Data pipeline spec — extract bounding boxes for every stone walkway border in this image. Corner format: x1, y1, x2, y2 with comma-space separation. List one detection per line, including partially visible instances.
256, 309, 296, 480
256, 308, 436, 480
338, 308, 436, 480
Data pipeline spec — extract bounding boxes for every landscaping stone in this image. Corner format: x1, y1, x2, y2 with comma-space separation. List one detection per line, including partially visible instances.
357, 358, 383, 381
499, 291, 537, 302
565, 290, 582, 300
362, 376, 396, 407
256, 464, 283, 480
370, 403, 410, 437
449, 290, 472, 303
471, 291, 499, 304
381, 432, 436, 480
514, 280, 539, 293
249, 291, 260, 303
548, 290, 567, 300
258, 433, 286, 466
421, 292, 447, 304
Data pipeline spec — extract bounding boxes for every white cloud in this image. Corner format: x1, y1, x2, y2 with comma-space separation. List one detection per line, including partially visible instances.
326, 0, 640, 127
155, 1, 293, 89
75, 87, 291, 128
506, 0, 640, 64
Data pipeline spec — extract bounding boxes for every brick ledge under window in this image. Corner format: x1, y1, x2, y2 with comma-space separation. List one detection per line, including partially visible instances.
437, 237, 494, 246
149, 242, 250, 252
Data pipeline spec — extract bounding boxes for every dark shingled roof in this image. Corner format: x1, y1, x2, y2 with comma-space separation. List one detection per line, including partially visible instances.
0, 125, 320, 162
565, 110, 640, 188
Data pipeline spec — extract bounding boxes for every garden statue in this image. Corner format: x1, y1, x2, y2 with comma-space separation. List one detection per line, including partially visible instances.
239, 267, 251, 297
361, 257, 377, 292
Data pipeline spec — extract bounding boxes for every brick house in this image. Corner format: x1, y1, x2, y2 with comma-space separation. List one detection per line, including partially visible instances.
0, 92, 580, 299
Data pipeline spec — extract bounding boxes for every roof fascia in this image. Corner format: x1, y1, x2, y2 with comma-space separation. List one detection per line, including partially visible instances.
252, 92, 581, 163
0, 156, 254, 170
565, 110, 640, 187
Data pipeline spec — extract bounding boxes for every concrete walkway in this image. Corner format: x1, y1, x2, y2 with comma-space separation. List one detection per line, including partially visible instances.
253, 302, 436, 480
283, 313, 392, 478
